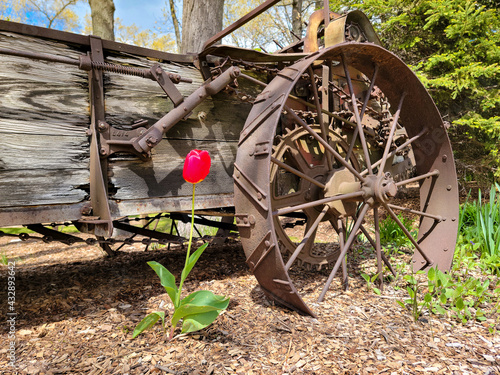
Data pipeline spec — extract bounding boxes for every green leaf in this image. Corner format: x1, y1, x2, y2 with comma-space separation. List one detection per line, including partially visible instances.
373, 288, 381, 296
148, 261, 179, 307
424, 292, 432, 303
361, 273, 370, 283
440, 293, 448, 304
171, 290, 229, 331
428, 267, 436, 281
396, 300, 406, 308
455, 297, 465, 310
181, 310, 221, 334
435, 305, 447, 315
132, 311, 165, 339
179, 243, 209, 287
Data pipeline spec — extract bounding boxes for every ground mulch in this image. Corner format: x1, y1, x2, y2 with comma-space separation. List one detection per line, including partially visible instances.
1, 234, 499, 375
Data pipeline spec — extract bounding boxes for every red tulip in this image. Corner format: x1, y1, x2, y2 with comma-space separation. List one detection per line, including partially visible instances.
183, 149, 211, 184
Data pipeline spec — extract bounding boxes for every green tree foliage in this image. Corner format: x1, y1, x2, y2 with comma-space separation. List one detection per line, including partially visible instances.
329, 0, 500, 179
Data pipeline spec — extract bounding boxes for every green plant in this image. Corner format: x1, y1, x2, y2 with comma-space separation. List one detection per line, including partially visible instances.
379, 213, 416, 248
133, 150, 229, 340
398, 265, 497, 324
361, 272, 381, 295
0, 252, 8, 265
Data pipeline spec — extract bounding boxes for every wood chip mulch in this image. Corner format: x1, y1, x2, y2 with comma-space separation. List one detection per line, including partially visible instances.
1, 235, 499, 375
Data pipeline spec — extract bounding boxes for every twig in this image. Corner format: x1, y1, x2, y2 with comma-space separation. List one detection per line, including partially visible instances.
155, 363, 179, 374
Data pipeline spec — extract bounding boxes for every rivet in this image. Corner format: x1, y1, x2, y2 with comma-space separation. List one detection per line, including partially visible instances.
443, 248, 448, 252
446, 185, 452, 191
235, 170, 240, 179
265, 240, 271, 248
442, 155, 448, 162
451, 217, 457, 222
257, 192, 262, 201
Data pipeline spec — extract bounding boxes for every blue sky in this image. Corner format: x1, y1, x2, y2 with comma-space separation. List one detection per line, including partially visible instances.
75, 0, 167, 31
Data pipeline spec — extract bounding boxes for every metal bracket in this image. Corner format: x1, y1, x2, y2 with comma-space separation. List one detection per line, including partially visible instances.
149, 63, 184, 106
85, 36, 113, 236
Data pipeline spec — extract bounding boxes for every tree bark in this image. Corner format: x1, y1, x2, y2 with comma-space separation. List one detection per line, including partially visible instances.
181, 0, 224, 54
88, 0, 115, 41
291, 0, 303, 39
168, 0, 182, 51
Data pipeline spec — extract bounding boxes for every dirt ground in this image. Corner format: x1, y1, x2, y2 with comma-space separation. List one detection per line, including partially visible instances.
0, 232, 499, 375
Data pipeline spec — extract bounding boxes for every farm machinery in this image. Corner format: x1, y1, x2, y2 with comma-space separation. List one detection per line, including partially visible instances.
0, 0, 458, 315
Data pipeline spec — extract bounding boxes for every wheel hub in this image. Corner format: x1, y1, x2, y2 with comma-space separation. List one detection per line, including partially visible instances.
323, 167, 360, 216
361, 173, 397, 206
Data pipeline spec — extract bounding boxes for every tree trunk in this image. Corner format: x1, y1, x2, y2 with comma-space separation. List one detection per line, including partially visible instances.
291, 0, 303, 39
88, 0, 115, 41
168, 0, 182, 52
181, 0, 224, 54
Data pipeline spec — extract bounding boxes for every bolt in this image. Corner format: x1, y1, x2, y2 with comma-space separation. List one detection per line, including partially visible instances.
146, 136, 157, 146
265, 240, 271, 248
98, 121, 107, 132
156, 67, 163, 75
442, 155, 448, 162
257, 192, 262, 201
446, 185, 452, 191
100, 148, 107, 156
443, 248, 448, 252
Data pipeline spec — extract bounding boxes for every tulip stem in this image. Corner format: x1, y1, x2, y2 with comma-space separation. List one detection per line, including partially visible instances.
177, 183, 196, 306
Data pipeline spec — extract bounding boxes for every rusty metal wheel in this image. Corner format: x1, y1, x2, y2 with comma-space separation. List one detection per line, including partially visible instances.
234, 42, 459, 315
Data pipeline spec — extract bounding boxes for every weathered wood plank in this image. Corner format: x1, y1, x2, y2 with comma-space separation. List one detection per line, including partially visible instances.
0, 169, 88, 208
0, 134, 88, 170
110, 139, 237, 201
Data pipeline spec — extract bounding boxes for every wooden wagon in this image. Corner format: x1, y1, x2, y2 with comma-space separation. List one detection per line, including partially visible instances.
0, 0, 459, 315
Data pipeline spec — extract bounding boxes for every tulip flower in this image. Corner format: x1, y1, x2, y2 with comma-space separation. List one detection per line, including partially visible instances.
183, 149, 211, 184
133, 149, 228, 341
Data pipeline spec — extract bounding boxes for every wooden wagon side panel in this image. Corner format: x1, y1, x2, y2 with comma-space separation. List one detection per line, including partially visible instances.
0, 23, 253, 226
0, 30, 90, 213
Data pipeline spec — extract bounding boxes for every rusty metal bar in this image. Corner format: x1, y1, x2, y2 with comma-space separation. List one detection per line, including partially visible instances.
273, 190, 364, 217
395, 169, 439, 187
284, 206, 329, 271
359, 224, 397, 277
387, 203, 443, 222
342, 53, 373, 174
202, 0, 282, 51
285, 104, 367, 183
318, 203, 370, 302
377, 92, 406, 176
382, 202, 433, 265
133, 66, 241, 154
0, 46, 80, 65
271, 157, 326, 189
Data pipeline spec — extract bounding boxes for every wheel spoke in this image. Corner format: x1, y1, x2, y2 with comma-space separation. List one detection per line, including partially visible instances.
361, 127, 428, 177
271, 156, 325, 189
342, 54, 373, 174
360, 65, 379, 120
373, 207, 383, 289
387, 203, 443, 222
337, 217, 348, 290
318, 203, 370, 302
285, 206, 328, 271
285, 104, 366, 183
359, 224, 397, 277
308, 66, 329, 144
396, 169, 439, 187
377, 92, 406, 176
382, 202, 433, 265
345, 66, 378, 163
273, 190, 364, 217
272, 192, 310, 211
